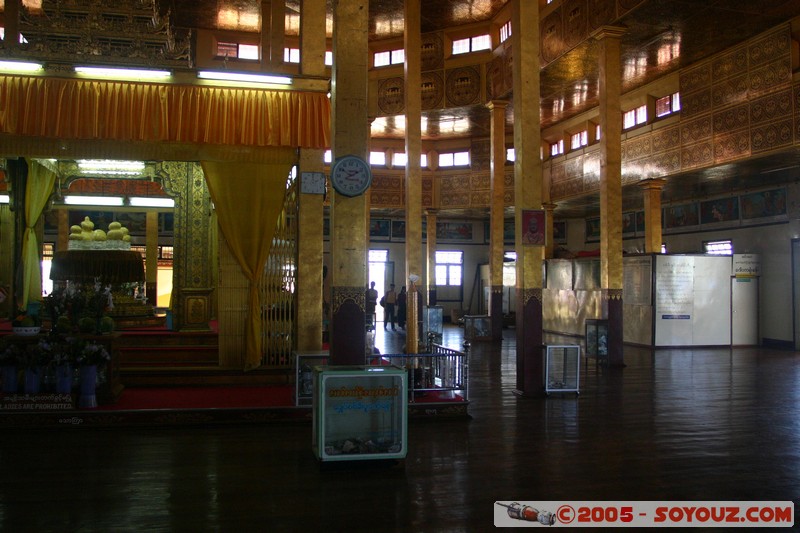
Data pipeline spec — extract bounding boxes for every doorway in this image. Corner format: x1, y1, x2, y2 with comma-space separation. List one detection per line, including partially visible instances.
368, 249, 393, 326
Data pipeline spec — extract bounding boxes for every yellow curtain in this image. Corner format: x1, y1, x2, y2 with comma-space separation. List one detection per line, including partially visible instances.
0, 76, 331, 149
202, 151, 295, 370
21, 159, 56, 308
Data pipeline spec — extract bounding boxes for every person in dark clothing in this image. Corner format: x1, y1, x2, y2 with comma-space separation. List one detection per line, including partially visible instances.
383, 284, 397, 330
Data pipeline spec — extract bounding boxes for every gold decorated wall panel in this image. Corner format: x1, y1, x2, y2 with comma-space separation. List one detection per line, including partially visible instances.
158, 161, 213, 331
549, 24, 798, 204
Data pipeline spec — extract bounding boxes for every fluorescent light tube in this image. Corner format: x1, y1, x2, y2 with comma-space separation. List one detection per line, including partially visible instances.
0, 60, 43, 73
64, 195, 124, 207
74, 66, 171, 80
128, 197, 175, 208
77, 159, 145, 175
197, 70, 291, 85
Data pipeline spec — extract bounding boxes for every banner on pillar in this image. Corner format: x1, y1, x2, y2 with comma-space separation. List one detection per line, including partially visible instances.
522, 209, 545, 246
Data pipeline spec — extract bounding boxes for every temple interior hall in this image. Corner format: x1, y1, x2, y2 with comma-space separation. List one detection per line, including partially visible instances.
0, 0, 799, 530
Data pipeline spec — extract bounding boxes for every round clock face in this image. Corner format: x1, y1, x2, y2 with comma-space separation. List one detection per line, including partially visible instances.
331, 155, 372, 197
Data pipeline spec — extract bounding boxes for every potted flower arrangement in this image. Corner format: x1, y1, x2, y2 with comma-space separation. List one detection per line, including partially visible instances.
0, 340, 22, 393
39, 337, 74, 394
20, 340, 53, 394
73, 339, 111, 408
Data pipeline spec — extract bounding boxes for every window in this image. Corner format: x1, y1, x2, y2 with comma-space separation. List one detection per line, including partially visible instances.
284, 47, 300, 63
369, 151, 386, 166
452, 34, 491, 55
655, 92, 681, 118
595, 123, 601, 141
439, 151, 470, 168
704, 240, 733, 255
325, 51, 333, 66
623, 104, 647, 130
550, 139, 564, 157
435, 251, 463, 286
374, 49, 405, 67
499, 21, 512, 44
217, 41, 259, 60
324, 150, 332, 164
506, 148, 515, 162
393, 152, 407, 167
570, 130, 588, 150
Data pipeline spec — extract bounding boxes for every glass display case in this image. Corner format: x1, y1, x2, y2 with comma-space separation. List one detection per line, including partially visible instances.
585, 319, 609, 361
422, 306, 444, 346
464, 314, 492, 341
294, 351, 329, 406
312, 365, 407, 462
545, 345, 581, 395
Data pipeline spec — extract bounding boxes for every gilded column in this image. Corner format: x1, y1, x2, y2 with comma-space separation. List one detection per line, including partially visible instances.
593, 26, 626, 367
261, 0, 286, 68
405, 0, 422, 354
543, 202, 556, 259
512, 1, 544, 396
488, 100, 508, 341
330, 0, 370, 365
145, 211, 158, 306
295, 0, 328, 352
639, 178, 667, 254
426, 209, 438, 307
56, 209, 69, 253
159, 162, 213, 331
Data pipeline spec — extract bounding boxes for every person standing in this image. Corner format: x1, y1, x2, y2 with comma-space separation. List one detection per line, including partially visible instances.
365, 281, 378, 330
396, 286, 407, 329
383, 284, 397, 330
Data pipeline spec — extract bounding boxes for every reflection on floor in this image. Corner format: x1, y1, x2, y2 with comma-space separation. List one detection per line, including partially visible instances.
2, 324, 798, 530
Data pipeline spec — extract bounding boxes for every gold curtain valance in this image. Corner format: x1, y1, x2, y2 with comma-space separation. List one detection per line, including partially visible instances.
0, 76, 331, 149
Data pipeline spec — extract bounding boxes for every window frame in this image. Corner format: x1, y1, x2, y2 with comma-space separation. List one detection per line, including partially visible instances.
451, 34, 491, 56
434, 250, 464, 287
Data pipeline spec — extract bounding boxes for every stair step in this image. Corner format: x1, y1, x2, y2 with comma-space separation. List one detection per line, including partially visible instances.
121, 367, 291, 387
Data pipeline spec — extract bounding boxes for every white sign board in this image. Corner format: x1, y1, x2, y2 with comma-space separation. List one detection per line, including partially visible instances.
654, 255, 731, 346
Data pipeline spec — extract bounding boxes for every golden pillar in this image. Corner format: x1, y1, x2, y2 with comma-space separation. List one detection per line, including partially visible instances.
426, 209, 438, 307
511, 0, 544, 396
593, 26, 626, 366
543, 202, 557, 259
262, 0, 286, 69
404, 0, 423, 354
488, 100, 508, 341
295, 0, 328, 352
145, 211, 158, 306
56, 209, 69, 253
330, 0, 370, 365
639, 178, 667, 254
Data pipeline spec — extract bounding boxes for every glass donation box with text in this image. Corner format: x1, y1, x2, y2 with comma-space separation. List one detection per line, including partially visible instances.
312, 365, 408, 462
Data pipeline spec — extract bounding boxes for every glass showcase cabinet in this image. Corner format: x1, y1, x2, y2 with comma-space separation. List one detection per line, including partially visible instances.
312, 365, 408, 462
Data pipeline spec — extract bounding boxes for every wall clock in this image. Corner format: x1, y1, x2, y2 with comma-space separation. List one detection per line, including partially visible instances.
300, 171, 326, 195
330, 155, 373, 197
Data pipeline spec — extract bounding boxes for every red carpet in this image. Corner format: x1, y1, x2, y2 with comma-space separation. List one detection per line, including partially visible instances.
99, 385, 294, 410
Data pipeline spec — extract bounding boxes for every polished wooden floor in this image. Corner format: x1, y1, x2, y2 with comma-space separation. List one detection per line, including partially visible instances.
2, 324, 799, 531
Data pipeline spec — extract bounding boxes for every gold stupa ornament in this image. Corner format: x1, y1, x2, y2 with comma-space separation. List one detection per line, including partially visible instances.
67, 216, 131, 250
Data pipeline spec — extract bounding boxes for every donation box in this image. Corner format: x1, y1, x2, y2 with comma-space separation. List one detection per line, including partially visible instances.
312, 365, 408, 462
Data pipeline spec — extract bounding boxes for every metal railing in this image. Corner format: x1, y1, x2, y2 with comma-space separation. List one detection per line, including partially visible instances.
365, 340, 469, 403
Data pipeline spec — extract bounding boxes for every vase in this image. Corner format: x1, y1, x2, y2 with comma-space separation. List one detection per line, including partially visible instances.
78, 365, 98, 408
55, 364, 73, 394
24, 367, 43, 394
2, 365, 18, 393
